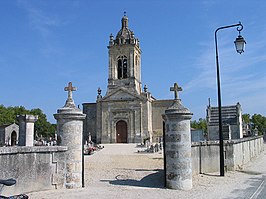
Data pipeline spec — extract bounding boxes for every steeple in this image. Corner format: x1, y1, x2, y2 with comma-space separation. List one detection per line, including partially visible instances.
107, 14, 142, 94
108, 13, 139, 47
121, 12, 128, 28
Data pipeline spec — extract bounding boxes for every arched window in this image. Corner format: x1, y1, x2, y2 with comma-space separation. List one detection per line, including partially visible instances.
117, 56, 127, 79
123, 59, 127, 78
118, 59, 122, 79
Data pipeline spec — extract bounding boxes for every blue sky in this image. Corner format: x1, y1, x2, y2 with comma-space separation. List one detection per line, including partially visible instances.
0, 0, 265, 123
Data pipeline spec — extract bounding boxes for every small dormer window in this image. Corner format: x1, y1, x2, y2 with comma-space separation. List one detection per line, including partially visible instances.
117, 56, 128, 79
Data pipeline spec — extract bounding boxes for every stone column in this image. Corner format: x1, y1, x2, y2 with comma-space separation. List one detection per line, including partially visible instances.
54, 82, 86, 189
164, 83, 193, 190
17, 115, 38, 146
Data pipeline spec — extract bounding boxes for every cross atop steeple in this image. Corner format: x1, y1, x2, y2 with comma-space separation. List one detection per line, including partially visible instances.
170, 83, 182, 100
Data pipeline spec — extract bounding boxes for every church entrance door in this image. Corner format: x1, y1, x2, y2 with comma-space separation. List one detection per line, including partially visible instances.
116, 120, 127, 143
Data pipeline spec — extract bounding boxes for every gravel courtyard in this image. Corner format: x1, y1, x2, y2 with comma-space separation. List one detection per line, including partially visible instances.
84, 144, 164, 189
28, 143, 266, 199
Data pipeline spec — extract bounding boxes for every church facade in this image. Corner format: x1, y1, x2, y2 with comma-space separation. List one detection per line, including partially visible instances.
83, 15, 173, 144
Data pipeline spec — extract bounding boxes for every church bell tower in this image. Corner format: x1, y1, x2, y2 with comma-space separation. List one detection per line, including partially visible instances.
107, 14, 142, 95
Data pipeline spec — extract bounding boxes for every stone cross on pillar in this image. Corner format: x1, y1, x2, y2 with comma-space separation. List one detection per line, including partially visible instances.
64, 82, 77, 108
65, 82, 76, 100
163, 84, 193, 190
54, 92, 86, 189
170, 83, 182, 100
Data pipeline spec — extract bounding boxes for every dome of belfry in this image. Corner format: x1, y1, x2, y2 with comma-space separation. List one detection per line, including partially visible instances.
109, 14, 138, 46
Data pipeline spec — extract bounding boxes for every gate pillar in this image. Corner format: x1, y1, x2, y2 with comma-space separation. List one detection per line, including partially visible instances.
54, 82, 86, 189
163, 83, 193, 190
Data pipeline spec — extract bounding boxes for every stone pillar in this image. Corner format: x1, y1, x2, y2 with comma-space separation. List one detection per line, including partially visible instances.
54, 82, 86, 189
17, 115, 38, 146
164, 85, 193, 190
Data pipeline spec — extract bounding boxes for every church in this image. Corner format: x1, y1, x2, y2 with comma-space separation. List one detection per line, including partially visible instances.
83, 14, 174, 144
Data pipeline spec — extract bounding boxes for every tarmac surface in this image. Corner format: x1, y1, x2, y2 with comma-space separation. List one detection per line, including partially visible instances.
28, 143, 266, 199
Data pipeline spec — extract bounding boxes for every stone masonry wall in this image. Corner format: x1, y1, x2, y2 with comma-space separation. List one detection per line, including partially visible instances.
191, 136, 264, 175
152, 100, 174, 136
0, 137, 263, 194
0, 146, 67, 196
83, 103, 97, 143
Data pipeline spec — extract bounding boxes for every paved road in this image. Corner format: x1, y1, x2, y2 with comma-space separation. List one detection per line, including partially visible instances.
251, 175, 266, 199
224, 147, 266, 199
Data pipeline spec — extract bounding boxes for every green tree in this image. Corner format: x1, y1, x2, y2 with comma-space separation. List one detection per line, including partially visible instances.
0, 105, 28, 125
0, 105, 56, 138
251, 114, 266, 135
242, 113, 250, 124
30, 108, 55, 138
191, 118, 207, 132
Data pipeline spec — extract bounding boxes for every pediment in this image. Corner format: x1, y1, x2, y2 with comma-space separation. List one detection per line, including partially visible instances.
101, 88, 145, 101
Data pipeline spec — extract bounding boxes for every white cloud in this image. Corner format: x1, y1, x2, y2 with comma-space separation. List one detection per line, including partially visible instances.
185, 26, 266, 116
184, 41, 216, 92
17, 0, 63, 37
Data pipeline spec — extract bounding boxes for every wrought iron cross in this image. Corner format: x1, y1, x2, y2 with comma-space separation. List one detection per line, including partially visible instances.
170, 83, 182, 100
64, 82, 76, 100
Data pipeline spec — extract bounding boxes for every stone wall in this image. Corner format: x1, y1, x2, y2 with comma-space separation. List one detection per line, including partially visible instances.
0, 137, 263, 195
191, 136, 264, 175
0, 146, 67, 196
226, 136, 264, 170
152, 100, 173, 136
83, 103, 97, 143
208, 125, 242, 140
191, 129, 205, 142
191, 142, 220, 175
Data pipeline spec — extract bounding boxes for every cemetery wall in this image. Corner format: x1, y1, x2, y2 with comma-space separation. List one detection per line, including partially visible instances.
191, 136, 264, 175
0, 146, 67, 196
0, 136, 263, 194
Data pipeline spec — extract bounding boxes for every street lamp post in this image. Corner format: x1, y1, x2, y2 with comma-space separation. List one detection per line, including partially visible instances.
215, 22, 246, 176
